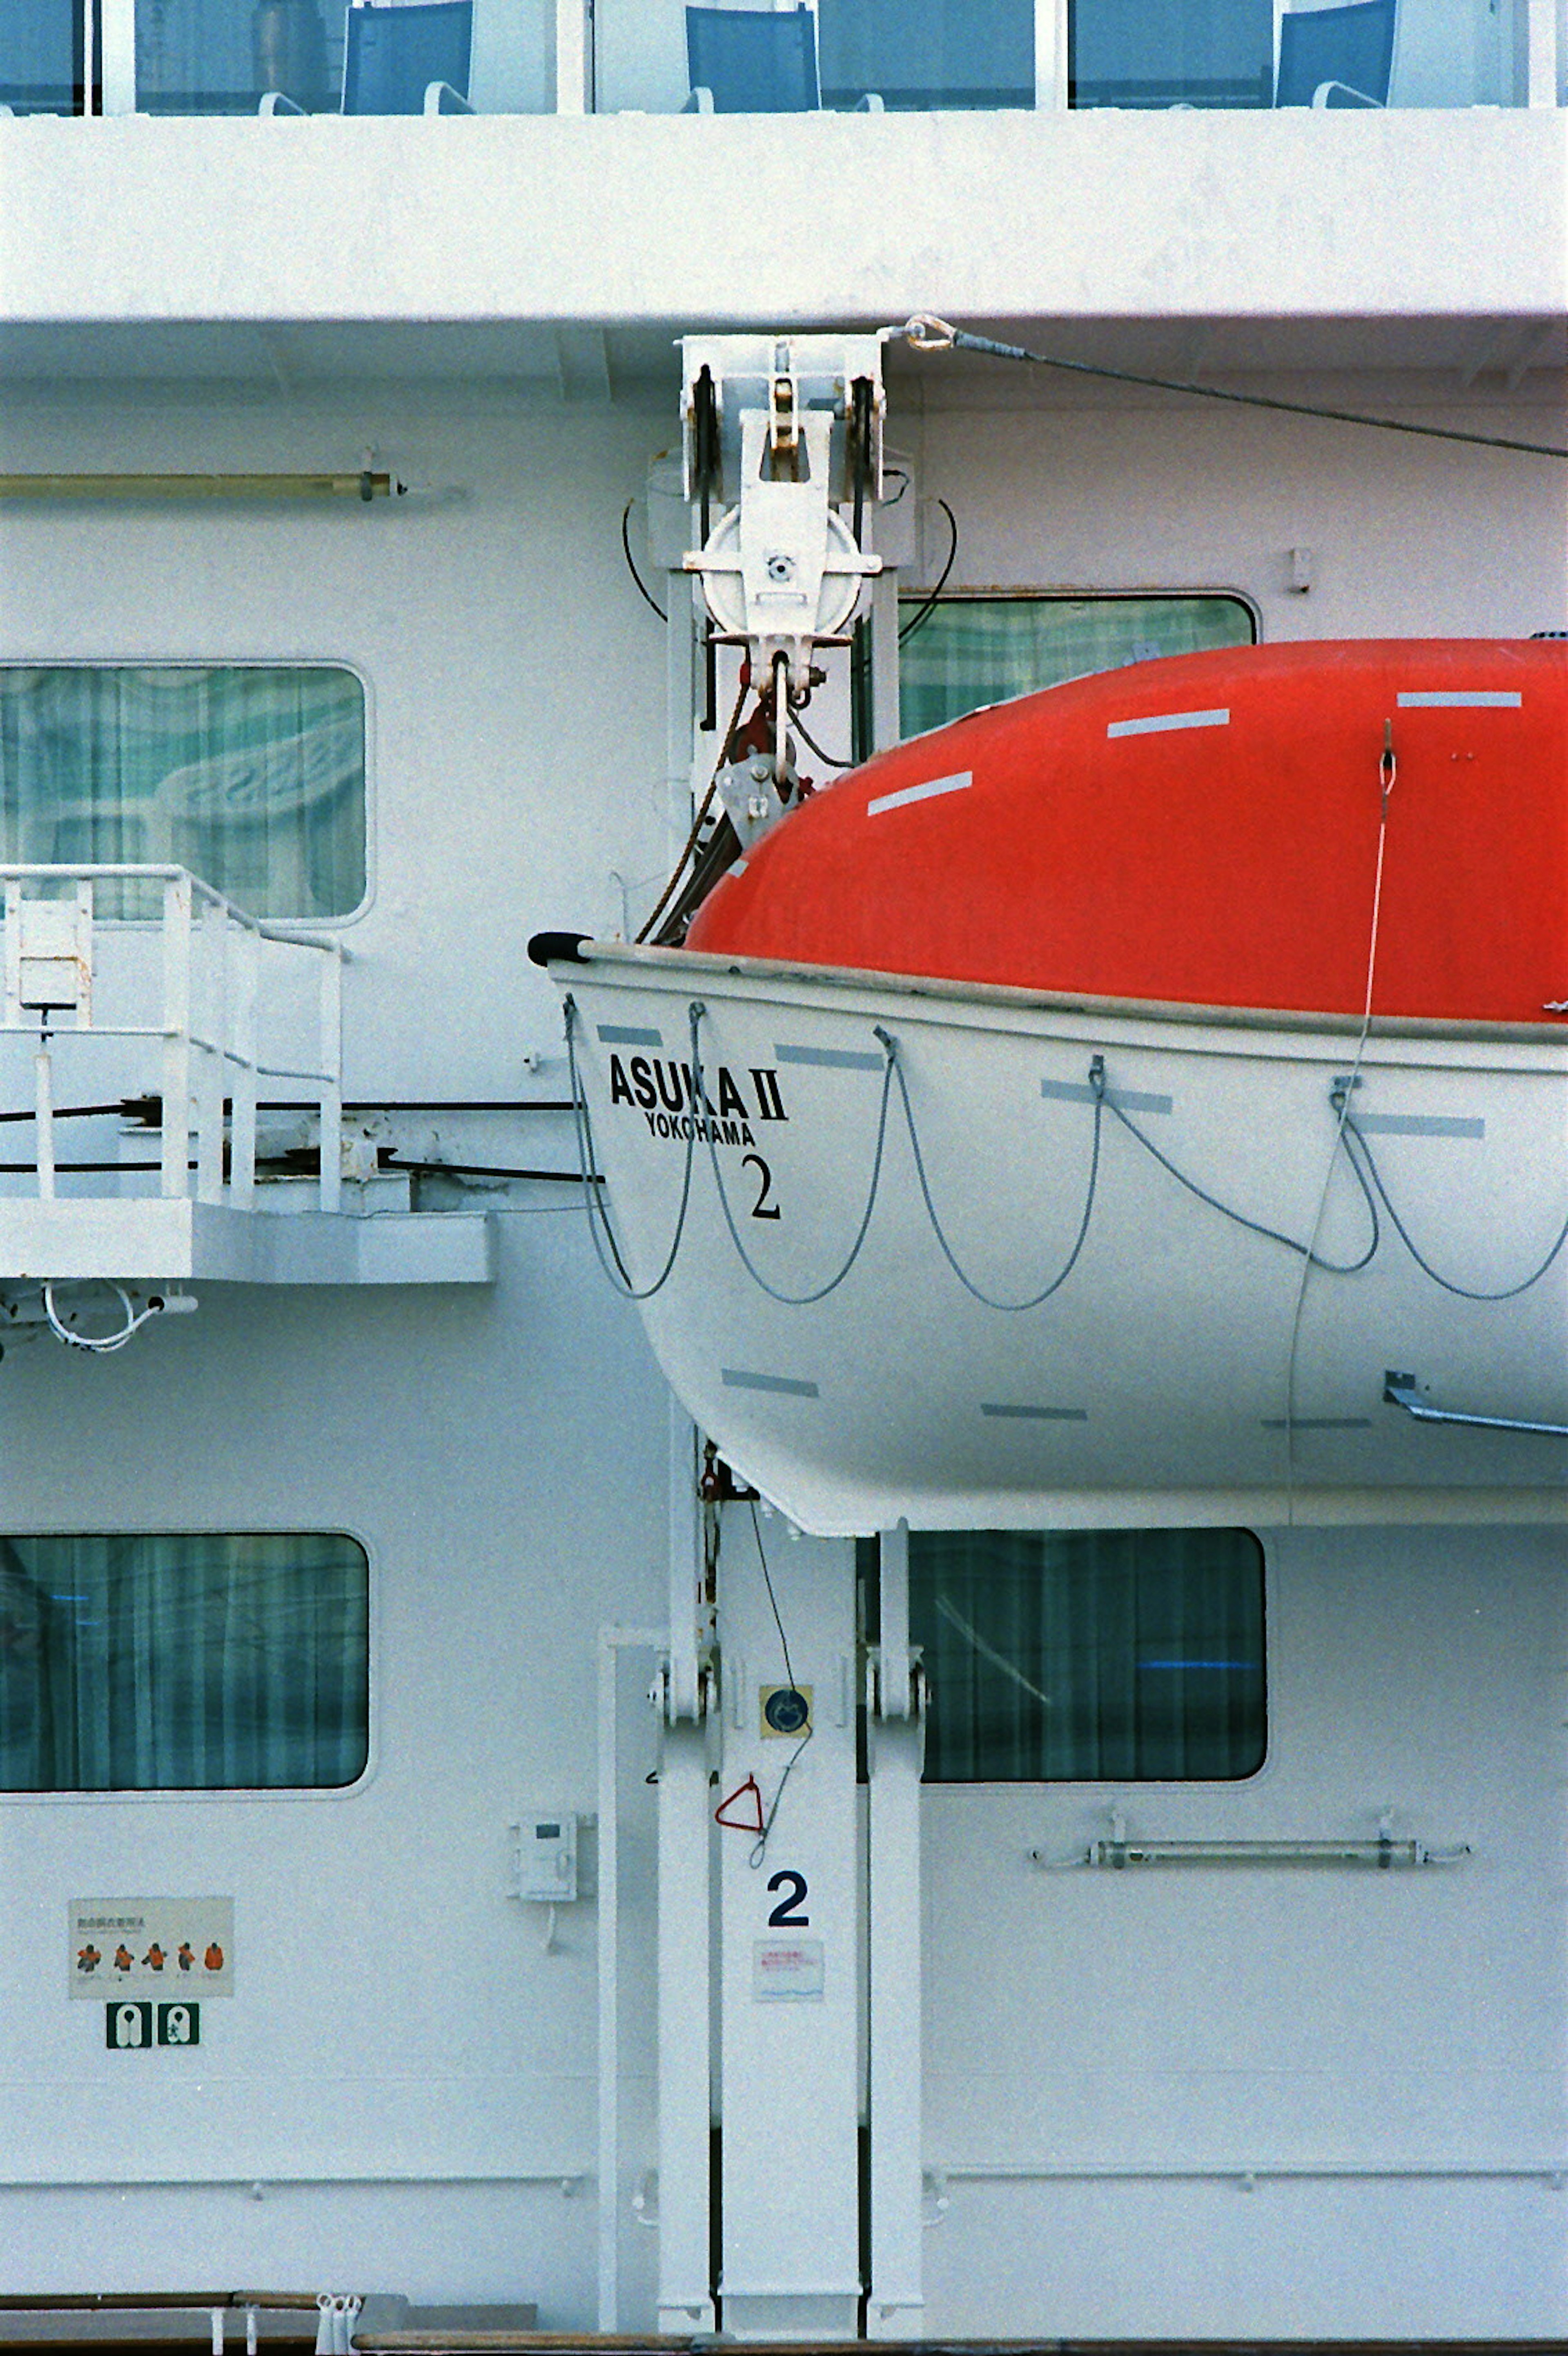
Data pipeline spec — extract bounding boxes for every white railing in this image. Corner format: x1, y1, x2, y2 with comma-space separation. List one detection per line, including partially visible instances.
1, 865, 343, 1215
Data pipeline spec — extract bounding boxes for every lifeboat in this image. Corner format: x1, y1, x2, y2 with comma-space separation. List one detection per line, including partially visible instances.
536, 639, 1568, 1534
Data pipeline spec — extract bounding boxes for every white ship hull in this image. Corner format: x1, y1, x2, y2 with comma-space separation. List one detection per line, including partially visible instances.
555, 941, 1568, 1534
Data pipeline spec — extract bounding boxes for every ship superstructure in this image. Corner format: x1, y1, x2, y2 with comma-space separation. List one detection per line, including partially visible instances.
0, 7, 1566, 2343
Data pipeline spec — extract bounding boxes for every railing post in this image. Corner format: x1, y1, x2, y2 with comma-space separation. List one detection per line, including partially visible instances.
231, 925, 259, 1210
318, 946, 343, 1214
34, 1034, 56, 1200
161, 874, 192, 1200
195, 899, 225, 1205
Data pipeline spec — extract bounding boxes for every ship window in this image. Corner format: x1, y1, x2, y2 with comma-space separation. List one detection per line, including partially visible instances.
0, 666, 366, 920
907, 1527, 1265, 1780
898, 593, 1256, 740
0, 1532, 370, 1792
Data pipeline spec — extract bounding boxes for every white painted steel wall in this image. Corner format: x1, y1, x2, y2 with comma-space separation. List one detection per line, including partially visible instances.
921, 1527, 1568, 2337
0, 380, 1562, 2324
0, 111, 1561, 333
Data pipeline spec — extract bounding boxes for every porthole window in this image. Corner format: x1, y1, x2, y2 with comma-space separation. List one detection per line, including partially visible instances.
0, 1533, 370, 1793
906, 1527, 1266, 1781
0, 666, 366, 920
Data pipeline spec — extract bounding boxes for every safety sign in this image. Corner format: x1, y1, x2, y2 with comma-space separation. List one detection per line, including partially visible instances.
70, 1898, 234, 1998
105, 2002, 200, 2050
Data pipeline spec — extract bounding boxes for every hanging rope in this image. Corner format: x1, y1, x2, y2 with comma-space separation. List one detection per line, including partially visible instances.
885, 1035, 1104, 1309
1341, 1114, 1568, 1301
690, 1004, 897, 1305
564, 994, 698, 1300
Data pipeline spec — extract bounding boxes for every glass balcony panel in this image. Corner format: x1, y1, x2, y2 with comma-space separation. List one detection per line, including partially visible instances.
1071, 0, 1274, 107
1071, 0, 1549, 109
127, 0, 549, 114
819, 0, 1034, 109
0, 0, 88, 112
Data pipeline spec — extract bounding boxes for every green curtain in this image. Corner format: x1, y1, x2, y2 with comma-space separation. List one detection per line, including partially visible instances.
0, 1532, 369, 1791
898, 594, 1255, 741
910, 1527, 1265, 1780
0, 666, 366, 918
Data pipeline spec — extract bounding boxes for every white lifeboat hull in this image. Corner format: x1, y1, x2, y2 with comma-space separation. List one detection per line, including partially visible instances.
550, 941, 1568, 1535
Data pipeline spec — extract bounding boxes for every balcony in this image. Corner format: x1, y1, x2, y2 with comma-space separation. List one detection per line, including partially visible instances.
0, 867, 495, 1296
2, 0, 1561, 118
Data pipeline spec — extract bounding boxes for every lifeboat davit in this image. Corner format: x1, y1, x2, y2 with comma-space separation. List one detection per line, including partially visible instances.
539, 639, 1568, 1534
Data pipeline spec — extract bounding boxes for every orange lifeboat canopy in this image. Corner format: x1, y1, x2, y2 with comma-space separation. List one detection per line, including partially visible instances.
686, 639, 1568, 1027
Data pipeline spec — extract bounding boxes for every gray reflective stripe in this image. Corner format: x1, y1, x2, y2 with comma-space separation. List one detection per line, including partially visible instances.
721, 1368, 820, 1399
866, 769, 973, 817
1397, 690, 1521, 708
1107, 706, 1229, 739
597, 1024, 663, 1047
1042, 1078, 1172, 1116
1355, 1112, 1484, 1139
981, 1402, 1089, 1423
1260, 1417, 1372, 1431
775, 1043, 884, 1071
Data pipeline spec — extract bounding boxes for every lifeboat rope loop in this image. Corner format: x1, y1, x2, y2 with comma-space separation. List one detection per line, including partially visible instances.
886, 1037, 1104, 1311
691, 1003, 897, 1305
1339, 1116, 1568, 1301
564, 993, 699, 1300
1106, 1087, 1380, 1276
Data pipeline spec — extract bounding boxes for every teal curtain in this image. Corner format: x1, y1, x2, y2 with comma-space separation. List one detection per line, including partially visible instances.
898, 594, 1255, 740
0, 1533, 369, 1791
909, 1528, 1265, 1780
0, 666, 366, 918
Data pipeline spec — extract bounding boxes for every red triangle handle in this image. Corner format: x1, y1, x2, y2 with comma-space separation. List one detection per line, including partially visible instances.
714, 1772, 765, 1833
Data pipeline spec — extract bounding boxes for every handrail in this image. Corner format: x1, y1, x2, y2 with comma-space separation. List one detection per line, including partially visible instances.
0, 865, 344, 1214
0, 864, 345, 954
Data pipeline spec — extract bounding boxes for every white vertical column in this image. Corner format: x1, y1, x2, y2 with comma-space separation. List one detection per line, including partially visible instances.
657, 1715, 715, 2333
1527, 0, 1558, 102
867, 1523, 924, 2338
552, 0, 590, 111
1035, 0, 1069, 107
719, 1522, 861, 2341
657, 1408, 715, 2333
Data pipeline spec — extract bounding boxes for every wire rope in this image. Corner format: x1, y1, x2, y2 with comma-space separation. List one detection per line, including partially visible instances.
564, 994, 697, 1299
691, 1004, 897, 1305
747, 1498, 813, 1867
887, 1035, 1103, 1309
897, 316, 1568, 463
620, 498, 667, 621
1341, 1115, 1568, 1301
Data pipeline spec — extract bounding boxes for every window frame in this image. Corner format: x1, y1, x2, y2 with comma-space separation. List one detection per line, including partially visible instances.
0, 1523, 379, 1805
0, 655, 378, 932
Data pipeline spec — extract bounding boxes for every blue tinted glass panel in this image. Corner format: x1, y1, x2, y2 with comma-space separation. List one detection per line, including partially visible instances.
909, 1528, 1266, 1780
0, 1533, 370, 1791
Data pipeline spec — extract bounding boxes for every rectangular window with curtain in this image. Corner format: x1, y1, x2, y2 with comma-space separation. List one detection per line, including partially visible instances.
0, 665, 367, 920
0, 1532, 370, 1792
898, 592, 1256, 741
907, 1528, 1265, 1780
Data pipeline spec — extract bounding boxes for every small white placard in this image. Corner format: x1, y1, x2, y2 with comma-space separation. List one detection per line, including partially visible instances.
69, 1898, 234, 1999
753, 1937, 824, 2002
